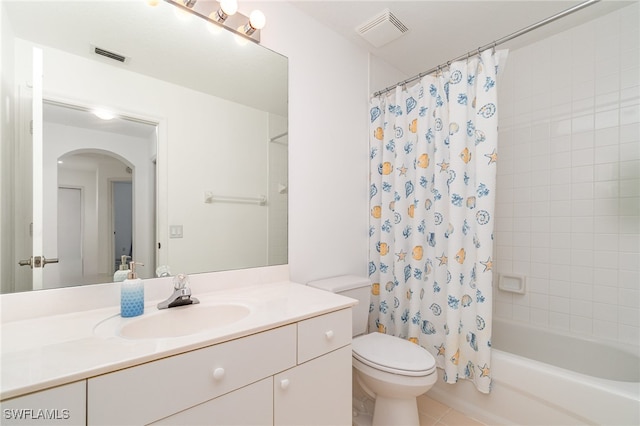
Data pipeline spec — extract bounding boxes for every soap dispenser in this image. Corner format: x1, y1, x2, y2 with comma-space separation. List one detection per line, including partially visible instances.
121, 261, 145, 318
113, 255, 131, 282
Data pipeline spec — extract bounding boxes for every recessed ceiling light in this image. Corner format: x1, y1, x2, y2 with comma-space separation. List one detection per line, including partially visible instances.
93, 109, 116, 120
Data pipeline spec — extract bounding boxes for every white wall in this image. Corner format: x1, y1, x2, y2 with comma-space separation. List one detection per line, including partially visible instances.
0, 2, 16, 293
368, 54, 408, 96
246, 1, 371, 284
495, 3, 639, 346
268, 113, 288, 266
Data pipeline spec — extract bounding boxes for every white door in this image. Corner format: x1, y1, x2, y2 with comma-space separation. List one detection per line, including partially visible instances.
112, 181, 133, 271
58, 187, 83, 284
16, 47, 59, 290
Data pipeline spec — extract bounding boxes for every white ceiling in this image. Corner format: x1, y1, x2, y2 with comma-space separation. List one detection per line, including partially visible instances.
5, 0, 635, 129
4, 0, 289, 139
44, 102, 157, 139
3, 0, 288, 117
293, 0, 635, 90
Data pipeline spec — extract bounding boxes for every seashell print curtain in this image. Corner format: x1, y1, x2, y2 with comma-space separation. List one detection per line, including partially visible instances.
368, 49, 507, 393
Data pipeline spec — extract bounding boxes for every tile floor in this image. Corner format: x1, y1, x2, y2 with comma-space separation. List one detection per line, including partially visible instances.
417, 395, 486, 426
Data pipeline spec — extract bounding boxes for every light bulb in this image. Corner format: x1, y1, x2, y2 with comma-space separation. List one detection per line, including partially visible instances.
243, 10, 265, 35
249, 10, 266, 30
206, 21, 223, 35
93, 109, 115, 120
219, 0, 238, 16
234, 30, 250, 46
212, 0, 237, 23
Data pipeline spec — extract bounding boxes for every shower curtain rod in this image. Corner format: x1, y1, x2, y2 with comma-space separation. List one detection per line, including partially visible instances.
372, 0, 600, 97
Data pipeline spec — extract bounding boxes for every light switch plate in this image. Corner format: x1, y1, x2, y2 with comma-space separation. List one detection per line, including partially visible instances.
169, 225, 183, 239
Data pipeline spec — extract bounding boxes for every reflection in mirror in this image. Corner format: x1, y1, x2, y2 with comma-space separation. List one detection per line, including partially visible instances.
50, 104, 157, 289
0, 0, 288, 294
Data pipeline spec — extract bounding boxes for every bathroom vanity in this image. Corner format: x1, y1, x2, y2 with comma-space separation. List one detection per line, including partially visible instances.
0, 272, 356, 425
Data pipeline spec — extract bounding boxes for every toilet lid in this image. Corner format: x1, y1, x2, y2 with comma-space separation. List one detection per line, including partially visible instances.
352, 332, 436, 377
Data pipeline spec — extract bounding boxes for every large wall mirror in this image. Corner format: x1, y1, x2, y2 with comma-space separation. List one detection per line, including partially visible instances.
0, 0, 288, 294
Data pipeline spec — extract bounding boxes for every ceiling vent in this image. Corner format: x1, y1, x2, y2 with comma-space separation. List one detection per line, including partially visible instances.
91, 45, 129, 63
356, 9, 409, 48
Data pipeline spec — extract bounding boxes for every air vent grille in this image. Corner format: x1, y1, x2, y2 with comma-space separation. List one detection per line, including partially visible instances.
356, 9, 409, 48
93, 46, 127, 63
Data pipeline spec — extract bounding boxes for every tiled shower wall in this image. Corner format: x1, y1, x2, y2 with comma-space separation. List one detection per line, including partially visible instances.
494, 3, 639, 346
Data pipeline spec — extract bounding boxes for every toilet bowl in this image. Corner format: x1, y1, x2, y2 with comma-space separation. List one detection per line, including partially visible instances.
307, 275, 438, 426
352, 332, 437, 426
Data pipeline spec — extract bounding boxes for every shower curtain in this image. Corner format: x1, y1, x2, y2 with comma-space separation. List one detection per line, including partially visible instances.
368, 49, 506, 393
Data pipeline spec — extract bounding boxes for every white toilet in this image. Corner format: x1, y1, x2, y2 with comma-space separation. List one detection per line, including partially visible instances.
308, 275, 437, 426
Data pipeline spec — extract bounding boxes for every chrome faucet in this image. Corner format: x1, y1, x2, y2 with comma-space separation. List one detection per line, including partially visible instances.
157, 273, 200, 309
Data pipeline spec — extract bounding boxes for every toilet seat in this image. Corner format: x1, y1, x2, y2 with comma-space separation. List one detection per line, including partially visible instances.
352, 332, 436, 377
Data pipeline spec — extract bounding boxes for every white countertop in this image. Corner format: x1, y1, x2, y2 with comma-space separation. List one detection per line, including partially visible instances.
0, 281, 356, 400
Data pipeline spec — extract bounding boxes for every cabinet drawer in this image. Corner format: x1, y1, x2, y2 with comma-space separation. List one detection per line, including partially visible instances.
151, 377, 273, 426
88, 325, 296, 425
297, 308, 352, 364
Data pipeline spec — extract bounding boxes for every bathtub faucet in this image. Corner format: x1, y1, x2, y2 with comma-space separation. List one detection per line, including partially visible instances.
157, 273, 199, 309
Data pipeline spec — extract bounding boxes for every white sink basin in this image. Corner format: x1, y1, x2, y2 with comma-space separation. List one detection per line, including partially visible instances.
95, 303, 251, 339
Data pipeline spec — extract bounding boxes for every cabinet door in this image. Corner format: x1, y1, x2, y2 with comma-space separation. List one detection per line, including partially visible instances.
151, 378, 273, 426
0, 381, 86, 426
274, 346, 352, 426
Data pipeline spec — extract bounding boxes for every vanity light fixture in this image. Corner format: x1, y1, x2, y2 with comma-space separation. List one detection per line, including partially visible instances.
243, 9, 266, 36
158, 0, 265, 43
212, 0, 238, 23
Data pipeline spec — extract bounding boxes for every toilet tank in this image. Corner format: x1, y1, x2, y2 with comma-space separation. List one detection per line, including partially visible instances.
307, 275, 372, 337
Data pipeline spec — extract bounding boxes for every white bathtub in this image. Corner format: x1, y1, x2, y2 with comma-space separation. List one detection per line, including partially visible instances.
429, 318, 640, 425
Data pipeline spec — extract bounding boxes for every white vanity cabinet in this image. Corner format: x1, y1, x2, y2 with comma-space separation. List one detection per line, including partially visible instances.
0, 381, 86, 426
87, 308, 353, 426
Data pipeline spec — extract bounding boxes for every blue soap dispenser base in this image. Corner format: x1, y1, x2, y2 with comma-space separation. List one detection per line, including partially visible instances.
121, 261, 144, 318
